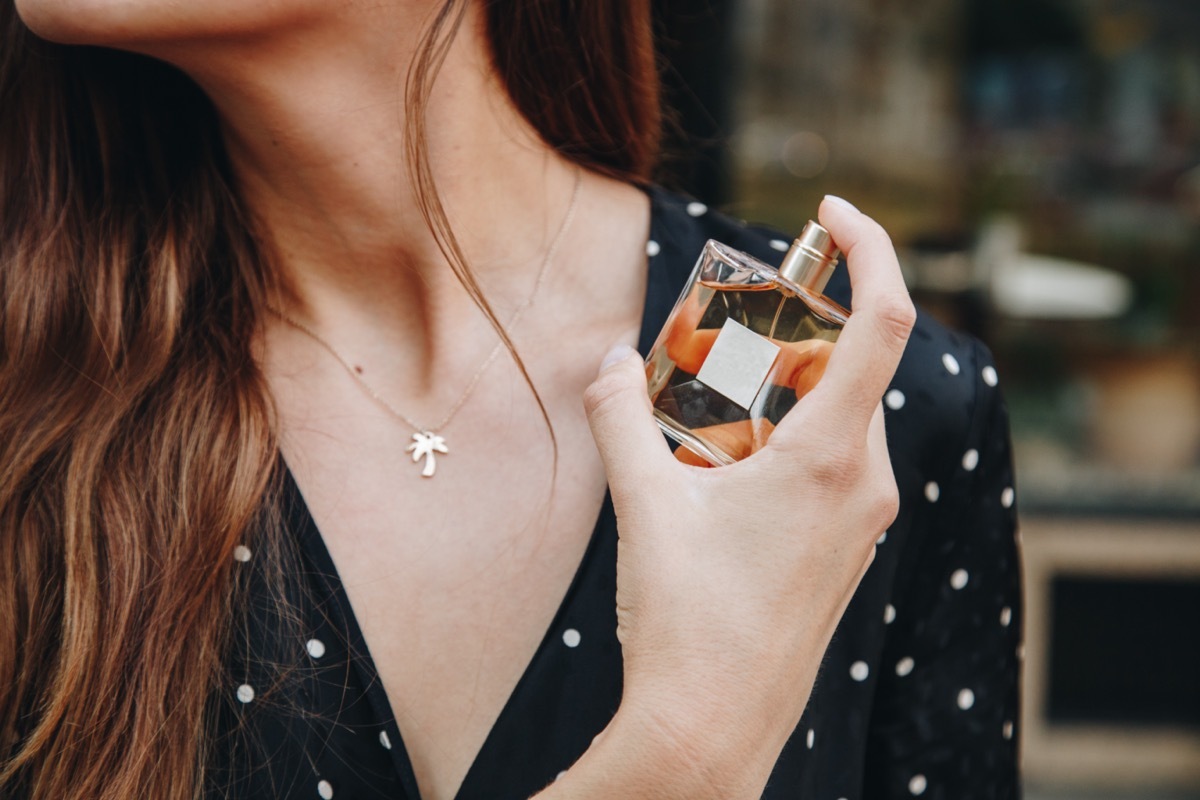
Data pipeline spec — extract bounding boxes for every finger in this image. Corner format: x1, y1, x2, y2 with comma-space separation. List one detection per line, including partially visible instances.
802, 196, 915, 427
584, 345, 675, 494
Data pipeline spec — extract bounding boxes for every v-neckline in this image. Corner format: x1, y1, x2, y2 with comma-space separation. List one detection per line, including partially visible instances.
275, 183, 677, 800
280, 466, 616, 800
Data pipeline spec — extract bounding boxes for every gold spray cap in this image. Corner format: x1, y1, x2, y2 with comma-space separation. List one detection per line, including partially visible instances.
778, 220, 840, 293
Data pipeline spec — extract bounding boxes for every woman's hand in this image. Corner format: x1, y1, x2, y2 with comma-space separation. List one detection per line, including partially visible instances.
537, 197, 915, 799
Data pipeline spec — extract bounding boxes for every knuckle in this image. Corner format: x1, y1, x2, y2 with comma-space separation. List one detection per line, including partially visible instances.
873, 292, 917, 343
807, 448, 865, 490
867, 477, 901, 530
582, 370, 630, 418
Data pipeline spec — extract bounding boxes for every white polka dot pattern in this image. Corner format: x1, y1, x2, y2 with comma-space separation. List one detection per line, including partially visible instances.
950, 569, 969, 590
236, 684, 255, 704
317, 779, 334, 799
212, 186, 1025, 799
233, 545, 252, 563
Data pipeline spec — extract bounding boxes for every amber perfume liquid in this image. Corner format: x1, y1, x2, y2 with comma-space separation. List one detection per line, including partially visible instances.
645, 231, 848, 466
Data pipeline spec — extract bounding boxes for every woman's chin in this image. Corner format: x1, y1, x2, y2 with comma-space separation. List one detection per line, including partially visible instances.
15, 0, 147, 46
14, 0, 317, 49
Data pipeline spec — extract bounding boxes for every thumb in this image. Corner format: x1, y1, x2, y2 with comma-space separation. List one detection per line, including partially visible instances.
583, 345, 674, 493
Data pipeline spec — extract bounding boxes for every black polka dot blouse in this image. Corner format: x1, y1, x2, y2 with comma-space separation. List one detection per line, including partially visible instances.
209, 185, 1023, 800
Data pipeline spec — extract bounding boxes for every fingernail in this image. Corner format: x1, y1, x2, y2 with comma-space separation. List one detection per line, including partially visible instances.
824, 195, 860, 214
599, 344, 637, 374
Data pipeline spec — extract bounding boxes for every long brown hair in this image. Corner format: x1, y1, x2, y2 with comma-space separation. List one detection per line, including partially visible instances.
0, 1, 660, 797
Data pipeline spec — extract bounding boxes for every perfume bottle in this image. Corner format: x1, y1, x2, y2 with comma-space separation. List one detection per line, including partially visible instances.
644, 221, 848, 465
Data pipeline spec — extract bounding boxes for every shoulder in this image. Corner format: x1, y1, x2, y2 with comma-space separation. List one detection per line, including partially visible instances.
644, 182, 1007, 474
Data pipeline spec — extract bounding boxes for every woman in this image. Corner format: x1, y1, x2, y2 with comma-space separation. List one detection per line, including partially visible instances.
0, 0, 1021, 798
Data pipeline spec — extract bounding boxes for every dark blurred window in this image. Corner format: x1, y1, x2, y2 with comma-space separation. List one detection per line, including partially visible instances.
1049, 576, 1200, 728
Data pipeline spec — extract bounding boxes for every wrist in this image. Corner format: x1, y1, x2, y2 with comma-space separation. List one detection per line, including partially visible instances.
614, 697, 777, 799
537, 696, 776, 800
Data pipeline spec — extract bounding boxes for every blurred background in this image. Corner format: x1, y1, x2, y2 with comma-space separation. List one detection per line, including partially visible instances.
651, 0, 1200, 797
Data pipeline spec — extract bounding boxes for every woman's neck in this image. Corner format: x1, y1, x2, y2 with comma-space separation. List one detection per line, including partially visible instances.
162, 3, 585, 364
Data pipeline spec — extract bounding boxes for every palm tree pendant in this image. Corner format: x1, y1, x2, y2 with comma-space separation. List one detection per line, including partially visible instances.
406, 431, 448, 477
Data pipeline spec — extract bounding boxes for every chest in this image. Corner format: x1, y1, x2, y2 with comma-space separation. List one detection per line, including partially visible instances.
275, 359, 611, 799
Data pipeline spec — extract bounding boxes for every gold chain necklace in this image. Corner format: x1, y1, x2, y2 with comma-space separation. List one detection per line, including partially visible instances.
267, 168, 582, 478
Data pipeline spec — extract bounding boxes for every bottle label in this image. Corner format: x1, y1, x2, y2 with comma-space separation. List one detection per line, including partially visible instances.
695, 318, 781, 410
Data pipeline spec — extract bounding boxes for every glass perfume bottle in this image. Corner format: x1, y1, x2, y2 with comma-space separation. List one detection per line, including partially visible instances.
645, 221, 848, 465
